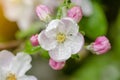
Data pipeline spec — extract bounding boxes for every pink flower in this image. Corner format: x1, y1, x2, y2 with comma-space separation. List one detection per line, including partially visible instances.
30, 34, 39, 46
67, 6, 82, 23
36, 5, 51, 21
49, 58, 65, 70
88, 36, 111, 55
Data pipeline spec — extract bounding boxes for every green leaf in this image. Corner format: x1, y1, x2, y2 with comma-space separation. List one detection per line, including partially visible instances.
71, 54, 80, 59
24, 40, 49, 59
24, 40, 41, 54
109, 10, 120, 56
80, 2, 108, 40
16, 21, 46, 39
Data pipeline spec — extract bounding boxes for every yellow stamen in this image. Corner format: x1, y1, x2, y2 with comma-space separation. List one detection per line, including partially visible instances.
7, 73, 16, 80
56, 33, 66, 43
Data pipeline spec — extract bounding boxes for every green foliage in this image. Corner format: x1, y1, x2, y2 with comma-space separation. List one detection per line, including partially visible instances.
70, 53, 120, 80
16, 21, 45, 39
113, 10, 120, 53
80, 2, 108, 40
24, 40, 49, 59
71, 54, 80, 60
24, 40, 40, 54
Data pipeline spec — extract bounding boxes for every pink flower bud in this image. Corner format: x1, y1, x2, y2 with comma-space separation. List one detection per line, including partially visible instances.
88, 36, 111, 55
30, 34, 39, 46
36, 5, 51, 21
49, 58, 65, 70
67, 6, 82, 23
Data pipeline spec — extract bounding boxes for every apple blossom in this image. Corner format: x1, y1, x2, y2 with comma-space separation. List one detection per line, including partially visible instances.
0, 50, 37, 80
38, 18, 84, 62
36, 5, 52, 22
49, 58, 65, 70
87, 36, 111, 55
30, 34, 39, 46
67, 6, 83, 22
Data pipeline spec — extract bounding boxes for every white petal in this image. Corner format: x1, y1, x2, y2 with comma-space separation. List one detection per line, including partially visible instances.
66, 33, 84, 54
80, 0, 93, 16
1, 0, 25, 21
2, 4, 21, 21
61, 18, 79, 36
45, 19, 66, 38
9, 52, 32, 77
71, 0, 93, 16
0, 50, 14, 68
0, 68, 6, 80
17, 6, 34, 31
18, 75, 37, 80
46, 19, 60, 32
24, 0, 34, 6
71, 0, 82, 6
45, 19, 59, 38
49, 44, 72, 62
38, 30, 57, 50
41, 0, 64, 9
2, 0, 34, 31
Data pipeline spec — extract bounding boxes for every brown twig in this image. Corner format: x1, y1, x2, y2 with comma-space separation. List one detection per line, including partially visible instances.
0, 40, 21, 50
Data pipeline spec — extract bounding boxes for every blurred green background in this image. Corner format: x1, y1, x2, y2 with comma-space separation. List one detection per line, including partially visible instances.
0, 0, 120, 80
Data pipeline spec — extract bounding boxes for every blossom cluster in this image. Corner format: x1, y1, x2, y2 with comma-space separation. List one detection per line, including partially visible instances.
30, 0, 111, 70
0, 0, 112, 79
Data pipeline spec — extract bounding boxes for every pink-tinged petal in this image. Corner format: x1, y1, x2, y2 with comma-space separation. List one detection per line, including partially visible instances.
95, 42, 111, 54
0, 50, 14, 68
30, 34, 39, 46
92, 36, 111, 55
49, 58, 65, 70
61, 18, 79, 36
49, 44, 71, 62
66, 33, 84, 54
67, 6, 83, 23
38, 30, 57, 50
18, 75, 37, 80
36, 5, 51, 21
9, 52, 32, 77
94, 36, 108, 44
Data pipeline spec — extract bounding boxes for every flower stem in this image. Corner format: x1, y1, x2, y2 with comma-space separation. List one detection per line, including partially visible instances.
56, 0, 71, 19
64, 0, 71, 8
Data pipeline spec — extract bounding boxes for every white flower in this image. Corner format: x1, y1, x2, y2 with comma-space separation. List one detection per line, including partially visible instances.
1, 0, 34, 31
38, 18, 84, 62
71, 0, 93, 16
0, 50, 37, 80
